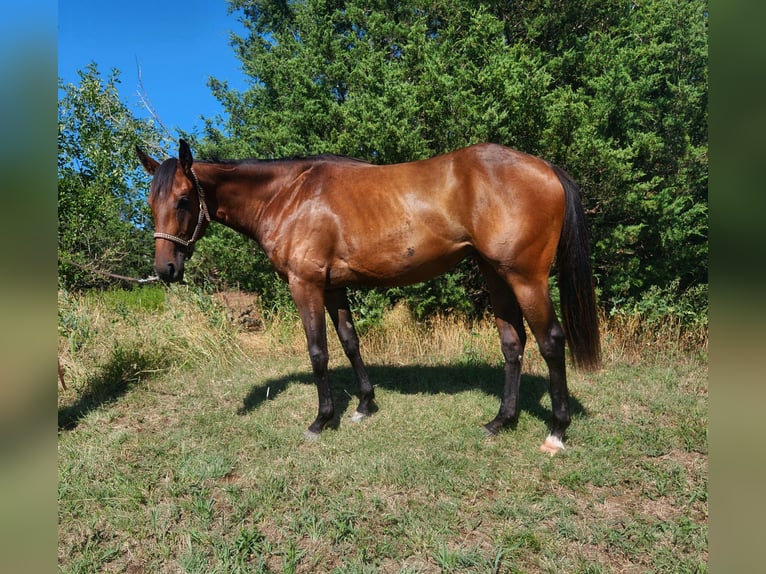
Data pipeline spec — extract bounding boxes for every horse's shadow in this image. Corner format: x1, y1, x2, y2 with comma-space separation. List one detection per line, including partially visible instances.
238, 363, 586, 429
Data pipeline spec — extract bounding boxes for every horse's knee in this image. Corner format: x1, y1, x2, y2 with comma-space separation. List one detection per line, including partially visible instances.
308, 345, 329, 374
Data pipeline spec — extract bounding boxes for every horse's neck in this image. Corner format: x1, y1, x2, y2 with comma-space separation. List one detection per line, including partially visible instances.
197, 161, 303, 240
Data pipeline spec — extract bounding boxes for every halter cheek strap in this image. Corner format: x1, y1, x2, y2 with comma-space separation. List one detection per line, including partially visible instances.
153, 167, 211, 251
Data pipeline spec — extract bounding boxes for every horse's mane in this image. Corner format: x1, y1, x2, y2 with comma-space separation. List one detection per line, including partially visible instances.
149, 157, 179, 200
197, 154, 369, 166
149, 154, 369, 200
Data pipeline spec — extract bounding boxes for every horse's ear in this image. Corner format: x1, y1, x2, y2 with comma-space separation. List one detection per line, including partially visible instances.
136, 145, 160, 174
179, 139, 194, 175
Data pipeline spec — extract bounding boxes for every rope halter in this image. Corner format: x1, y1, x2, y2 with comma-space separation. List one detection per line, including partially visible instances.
153, 167, 211, 252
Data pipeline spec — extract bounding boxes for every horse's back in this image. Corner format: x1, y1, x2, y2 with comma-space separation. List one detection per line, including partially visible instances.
315, 143, 560, 215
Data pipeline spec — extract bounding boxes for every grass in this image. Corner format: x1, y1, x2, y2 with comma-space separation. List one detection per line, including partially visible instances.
58, 287, 707, 573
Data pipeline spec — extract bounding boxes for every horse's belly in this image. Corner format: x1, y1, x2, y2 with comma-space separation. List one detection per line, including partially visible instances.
337, 241, 473, 288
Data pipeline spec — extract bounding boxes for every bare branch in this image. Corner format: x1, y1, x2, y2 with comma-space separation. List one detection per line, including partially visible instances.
64, 257, 159, 284
135, 59, 174, 142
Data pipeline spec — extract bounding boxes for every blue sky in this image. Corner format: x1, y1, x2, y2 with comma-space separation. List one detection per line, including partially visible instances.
58, 0, 248, 134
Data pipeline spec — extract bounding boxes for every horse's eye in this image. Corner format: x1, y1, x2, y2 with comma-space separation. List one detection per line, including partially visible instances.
177, 197, 190, 211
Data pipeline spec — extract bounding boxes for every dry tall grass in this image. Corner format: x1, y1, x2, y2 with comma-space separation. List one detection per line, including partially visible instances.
57, 286, 245, 411
58, 287, 707, 409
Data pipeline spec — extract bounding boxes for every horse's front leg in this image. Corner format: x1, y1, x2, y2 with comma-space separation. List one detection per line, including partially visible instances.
325, 288, 375, 421
289, 278, 333, 439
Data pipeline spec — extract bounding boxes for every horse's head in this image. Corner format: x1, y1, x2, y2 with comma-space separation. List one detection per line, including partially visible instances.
136, 140, 210, 282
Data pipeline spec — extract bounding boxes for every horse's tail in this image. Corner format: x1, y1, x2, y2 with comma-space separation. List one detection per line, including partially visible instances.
551, 164, 602, 371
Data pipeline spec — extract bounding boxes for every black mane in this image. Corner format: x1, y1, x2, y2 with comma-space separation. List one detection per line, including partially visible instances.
149, 154, 369, 202
149, 157, 178, 200
197, 154, 369, 166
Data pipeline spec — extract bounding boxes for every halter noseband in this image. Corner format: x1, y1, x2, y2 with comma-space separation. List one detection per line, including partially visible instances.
153, 167, 211, 251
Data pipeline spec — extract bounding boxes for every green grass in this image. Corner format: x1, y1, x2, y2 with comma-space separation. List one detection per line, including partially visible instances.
58, 289, 707, 573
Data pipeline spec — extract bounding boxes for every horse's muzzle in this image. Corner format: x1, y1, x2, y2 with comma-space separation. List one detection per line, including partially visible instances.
156, 260, 185, 283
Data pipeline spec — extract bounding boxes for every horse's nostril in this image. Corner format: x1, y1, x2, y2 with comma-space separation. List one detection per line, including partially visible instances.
167, 263, 175, 278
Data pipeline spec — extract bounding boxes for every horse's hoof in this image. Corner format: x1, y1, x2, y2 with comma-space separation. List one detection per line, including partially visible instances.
483, 423, 498, 437
303, 429, 321, 442
350, 411, 368, 423
539, 435, 565, 455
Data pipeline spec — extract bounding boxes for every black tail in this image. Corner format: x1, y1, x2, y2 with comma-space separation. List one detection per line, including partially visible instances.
551, 164, 601, 370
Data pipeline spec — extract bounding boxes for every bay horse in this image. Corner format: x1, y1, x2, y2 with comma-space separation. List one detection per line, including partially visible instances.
137, 140, 600, 454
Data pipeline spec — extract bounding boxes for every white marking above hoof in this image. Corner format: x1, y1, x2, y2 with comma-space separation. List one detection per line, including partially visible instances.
303, 429, 321, 442
350, 411, 368, 423
539, 435, 565, 455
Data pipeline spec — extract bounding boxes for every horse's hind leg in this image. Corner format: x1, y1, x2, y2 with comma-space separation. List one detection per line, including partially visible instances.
508, 275, 571, 455
479, 261, 527, 435
325, 288, 375, 421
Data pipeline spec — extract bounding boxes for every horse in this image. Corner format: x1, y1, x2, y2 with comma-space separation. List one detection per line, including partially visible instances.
136, 139, 600, 454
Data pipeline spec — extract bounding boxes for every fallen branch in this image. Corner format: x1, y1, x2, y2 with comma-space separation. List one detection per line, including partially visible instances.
64, 258, 159, 284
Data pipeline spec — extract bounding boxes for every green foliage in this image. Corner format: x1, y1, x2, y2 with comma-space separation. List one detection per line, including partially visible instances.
555, 0, 709, 310
201, 0, 707, 323
211, 0, 557, 160
184, 225, 294, 313
611, 280, 708, 329
57, 1, 708, 328
57, 63, 165, 289
347, 289, 390, 334
389, 260, 478, 321
87, 284, 167, 315
345, 258, 484, 334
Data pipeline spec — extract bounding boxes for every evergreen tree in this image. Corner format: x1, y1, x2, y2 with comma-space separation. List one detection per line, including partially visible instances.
200, 0, 706, 321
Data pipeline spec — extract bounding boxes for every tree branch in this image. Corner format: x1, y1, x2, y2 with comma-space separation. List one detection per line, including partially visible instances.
135, 59, 174, 141
64, 257, 159, 284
